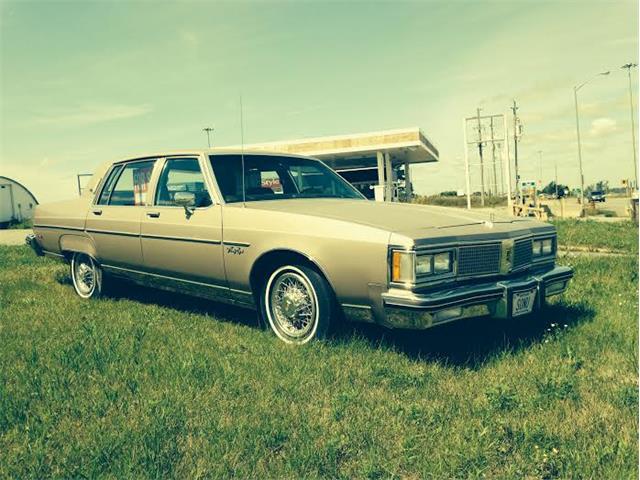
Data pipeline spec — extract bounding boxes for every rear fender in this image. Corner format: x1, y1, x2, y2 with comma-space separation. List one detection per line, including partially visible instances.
59, 234, 97, 259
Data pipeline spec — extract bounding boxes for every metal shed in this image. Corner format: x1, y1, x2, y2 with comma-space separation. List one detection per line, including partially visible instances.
0, 176, 39, 227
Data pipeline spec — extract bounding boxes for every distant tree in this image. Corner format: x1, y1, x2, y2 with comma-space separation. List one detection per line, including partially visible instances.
541, 181, 569, 197
439, 191, 458, 197
585, 180, 609, 194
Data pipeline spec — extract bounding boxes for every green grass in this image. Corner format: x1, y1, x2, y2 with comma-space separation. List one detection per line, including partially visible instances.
0, 237, 638, 478
553, 219, 639, 254
412, 195, 508, 208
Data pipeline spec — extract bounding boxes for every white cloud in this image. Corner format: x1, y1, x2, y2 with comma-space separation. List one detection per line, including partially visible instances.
33, 103, 152, 127
589, 117, 617, 137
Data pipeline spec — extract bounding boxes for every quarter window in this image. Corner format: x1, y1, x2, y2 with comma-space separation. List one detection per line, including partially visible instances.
109, 160, 156, 206
155, 157, 212, 207
97, 164, 123, 205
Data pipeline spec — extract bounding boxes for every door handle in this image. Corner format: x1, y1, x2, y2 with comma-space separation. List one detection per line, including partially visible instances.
92, 209, 102, 216
146, 211, 160, 218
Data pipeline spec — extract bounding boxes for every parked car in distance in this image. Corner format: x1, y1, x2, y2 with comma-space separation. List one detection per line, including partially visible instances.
588, 190, 606, 203
27, 150, 573, 344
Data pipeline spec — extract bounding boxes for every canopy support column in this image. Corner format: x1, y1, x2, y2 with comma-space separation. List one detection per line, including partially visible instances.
375, 151, 386, 201
385, 153, 393, 201
404, 159, 412, 200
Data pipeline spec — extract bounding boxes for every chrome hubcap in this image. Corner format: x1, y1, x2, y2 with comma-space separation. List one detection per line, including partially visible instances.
74, 256, 95, 295
269, 272, 316, 338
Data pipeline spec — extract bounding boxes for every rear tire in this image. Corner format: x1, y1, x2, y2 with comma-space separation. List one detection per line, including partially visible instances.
70, 252, 103, 299
260, 264, 332, 344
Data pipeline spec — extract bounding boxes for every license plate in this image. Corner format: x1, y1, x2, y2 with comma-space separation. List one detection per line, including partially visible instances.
512, 289, 537, 317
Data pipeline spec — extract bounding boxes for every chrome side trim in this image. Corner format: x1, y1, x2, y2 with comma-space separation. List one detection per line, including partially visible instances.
102, 264, 255, 308
33, 224, 85, 232
86, 228, 139, 238
223, 241, 251, 247
141, 233, 222, 245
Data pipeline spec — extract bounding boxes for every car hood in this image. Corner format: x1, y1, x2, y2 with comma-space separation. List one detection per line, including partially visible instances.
244, 198, 550, 239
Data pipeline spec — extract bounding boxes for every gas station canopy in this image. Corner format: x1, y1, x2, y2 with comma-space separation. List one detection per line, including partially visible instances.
227, 127, 439, 201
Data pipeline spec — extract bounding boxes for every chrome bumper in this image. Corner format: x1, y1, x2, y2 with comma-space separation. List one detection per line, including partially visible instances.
372, 266, 573, 329
25, 233, 44, 256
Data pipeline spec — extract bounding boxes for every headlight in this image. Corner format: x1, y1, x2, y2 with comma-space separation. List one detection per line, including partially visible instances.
391, 249, 454, 283
533, 240, 542, 256
416, 255, 432, 275
433, 252, 452, 273
391, 251, 415, 283
533, 237, 555, 257
416, 251, 454, 278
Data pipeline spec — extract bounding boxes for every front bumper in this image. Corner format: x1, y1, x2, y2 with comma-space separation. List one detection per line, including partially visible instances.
376, 266, 573, 329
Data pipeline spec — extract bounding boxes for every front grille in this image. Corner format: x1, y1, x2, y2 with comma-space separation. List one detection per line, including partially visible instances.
457, 243, 501, 276
513, 238, 533, 269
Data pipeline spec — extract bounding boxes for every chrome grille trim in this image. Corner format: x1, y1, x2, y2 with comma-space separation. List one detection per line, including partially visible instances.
457, 243, 501, 276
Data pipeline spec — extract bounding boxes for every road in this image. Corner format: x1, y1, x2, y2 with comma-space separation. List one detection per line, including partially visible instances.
0, 229, 31, 246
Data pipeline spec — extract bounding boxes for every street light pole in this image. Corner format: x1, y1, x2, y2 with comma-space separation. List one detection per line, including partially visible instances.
621, 63, 638, 190
573, 71, 610, 213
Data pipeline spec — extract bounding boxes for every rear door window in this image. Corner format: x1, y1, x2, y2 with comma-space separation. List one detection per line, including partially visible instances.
108, 160, 156, 206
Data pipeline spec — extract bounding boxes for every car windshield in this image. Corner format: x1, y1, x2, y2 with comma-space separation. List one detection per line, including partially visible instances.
209, 154, 365, 203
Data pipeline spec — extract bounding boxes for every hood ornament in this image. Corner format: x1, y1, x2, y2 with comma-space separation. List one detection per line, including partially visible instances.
484, 213, 496, 228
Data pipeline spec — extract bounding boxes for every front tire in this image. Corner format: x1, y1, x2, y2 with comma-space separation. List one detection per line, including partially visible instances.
70, 252, 103, 299
261, 264, 332, 344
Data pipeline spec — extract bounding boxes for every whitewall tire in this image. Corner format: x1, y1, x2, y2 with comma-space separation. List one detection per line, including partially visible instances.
70, 253, 103, 299
261, 264, 332, 344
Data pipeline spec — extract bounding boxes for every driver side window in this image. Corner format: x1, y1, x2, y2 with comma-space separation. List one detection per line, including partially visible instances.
155, 157, 212, 207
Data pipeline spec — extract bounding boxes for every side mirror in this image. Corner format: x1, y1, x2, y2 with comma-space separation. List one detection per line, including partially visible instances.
174, 191, 196, 218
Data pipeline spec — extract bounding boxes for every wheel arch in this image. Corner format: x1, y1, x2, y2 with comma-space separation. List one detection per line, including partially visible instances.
59, 234, 98, 262
249, 248, 338, 302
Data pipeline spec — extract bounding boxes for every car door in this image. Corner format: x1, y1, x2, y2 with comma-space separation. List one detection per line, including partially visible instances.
85, 159, 157, 268
140, 155, 225, 285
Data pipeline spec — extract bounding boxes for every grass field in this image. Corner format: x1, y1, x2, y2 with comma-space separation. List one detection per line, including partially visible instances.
412, 195, 508, 208
0, 223, 638, 478
553, 219, 639, 254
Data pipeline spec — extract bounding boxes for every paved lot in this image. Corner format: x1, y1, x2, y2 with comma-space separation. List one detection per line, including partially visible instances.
0, 229, 31, 246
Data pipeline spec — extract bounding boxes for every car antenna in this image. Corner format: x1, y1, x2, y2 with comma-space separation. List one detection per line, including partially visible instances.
240, 94, 246, 207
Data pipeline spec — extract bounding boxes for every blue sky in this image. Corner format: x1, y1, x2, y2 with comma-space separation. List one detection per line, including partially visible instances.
1, 0, 638, 202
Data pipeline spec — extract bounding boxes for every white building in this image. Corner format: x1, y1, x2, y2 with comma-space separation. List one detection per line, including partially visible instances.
0, 176, 39, 227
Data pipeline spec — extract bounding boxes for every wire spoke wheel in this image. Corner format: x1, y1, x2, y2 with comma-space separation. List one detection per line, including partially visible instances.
71, 253, 102, 299
265, 266, 321, 344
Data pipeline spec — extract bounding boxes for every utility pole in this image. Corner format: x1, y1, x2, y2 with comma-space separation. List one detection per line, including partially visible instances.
490, 117, 498, 196
573, 87, 585, 209
476, 108, 485, 206
554, 160, 559, 198
573, 71, 610, 213
202, 127, 215, 148
621, 63, 638, 190
511, 100, 520, 198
